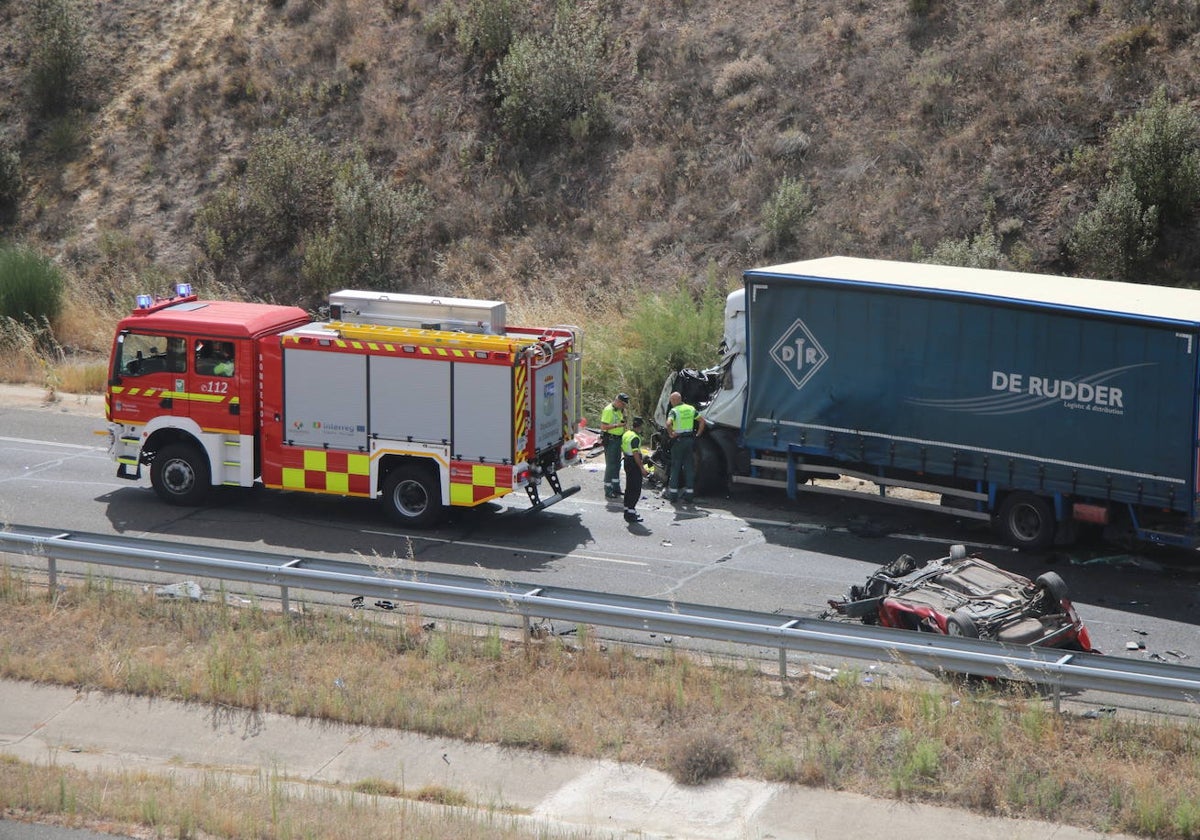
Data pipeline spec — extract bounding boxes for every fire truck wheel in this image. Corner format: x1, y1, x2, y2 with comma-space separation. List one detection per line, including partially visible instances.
151, 443, 211, 506
381, 464, 442, 527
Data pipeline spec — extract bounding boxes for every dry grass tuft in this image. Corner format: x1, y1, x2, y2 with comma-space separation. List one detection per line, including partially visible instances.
667, 733, 737, 785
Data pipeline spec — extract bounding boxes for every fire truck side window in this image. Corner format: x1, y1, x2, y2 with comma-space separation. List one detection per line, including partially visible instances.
196, 340, 235, 376
118, 332, 181, 376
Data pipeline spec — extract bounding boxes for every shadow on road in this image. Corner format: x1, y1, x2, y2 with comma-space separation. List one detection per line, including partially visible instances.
97, 484, 594, 573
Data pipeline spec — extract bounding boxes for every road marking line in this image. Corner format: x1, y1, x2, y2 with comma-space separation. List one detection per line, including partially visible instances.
360, 531, 650, 566
0, 436, 104, 452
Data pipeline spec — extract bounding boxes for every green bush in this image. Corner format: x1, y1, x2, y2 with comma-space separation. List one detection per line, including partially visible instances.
239, 128, 336, 256
0, 143, 21, 224
301, 155, 430, 299
491, 7, 610, 143
920, 225, 1004, 269
1108, 86, 1200, 225
457, 0, 529, 62
197, 127, 336, 296
583, 268, 730, 423
761, 175, 813, 254
1067, 175, 1159, 280
24, 0, 89, 116
0, 244, 64, 323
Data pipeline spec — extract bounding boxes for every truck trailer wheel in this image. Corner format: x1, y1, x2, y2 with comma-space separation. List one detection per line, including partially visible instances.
693, 435, 728, 497
996, 492, 1055, 550
150, 443, 211, 506
381, 464, 442, 528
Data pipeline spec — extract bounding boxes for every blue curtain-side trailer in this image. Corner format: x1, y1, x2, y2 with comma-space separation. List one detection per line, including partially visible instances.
732, 256, 1200, 549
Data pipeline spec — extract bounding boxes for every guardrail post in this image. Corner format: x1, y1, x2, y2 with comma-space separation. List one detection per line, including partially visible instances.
779, 619, 801, 685
47, 556, 57, 599
280, 585, 290, 616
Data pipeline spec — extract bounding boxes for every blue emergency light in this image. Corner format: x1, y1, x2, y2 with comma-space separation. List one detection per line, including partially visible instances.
175, 283, 193, 297
135, 294, 154, 309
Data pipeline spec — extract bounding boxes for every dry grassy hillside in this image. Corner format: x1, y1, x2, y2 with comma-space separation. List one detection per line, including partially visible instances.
2, 0, 1200, 336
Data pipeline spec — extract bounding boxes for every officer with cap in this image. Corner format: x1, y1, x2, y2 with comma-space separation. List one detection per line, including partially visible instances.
599, 392, 630, 499
621, 416, 649, 523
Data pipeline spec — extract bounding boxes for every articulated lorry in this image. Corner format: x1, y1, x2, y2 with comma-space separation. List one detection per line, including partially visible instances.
656, 255, 1200, 549
106, 286, 582, 527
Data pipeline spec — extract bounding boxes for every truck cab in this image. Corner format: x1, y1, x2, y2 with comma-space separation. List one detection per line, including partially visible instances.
106, 285, 310, 504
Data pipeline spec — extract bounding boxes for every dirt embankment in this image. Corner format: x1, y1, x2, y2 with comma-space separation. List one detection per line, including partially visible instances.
0, 385, 104, 417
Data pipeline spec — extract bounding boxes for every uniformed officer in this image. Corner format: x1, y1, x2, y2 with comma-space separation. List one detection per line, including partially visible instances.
599, 392, 629, 499
664, 391, 706, 503
621, 416, 649, 523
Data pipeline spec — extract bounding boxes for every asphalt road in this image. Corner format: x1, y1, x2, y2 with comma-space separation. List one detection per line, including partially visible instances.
2, 389, 1199, 711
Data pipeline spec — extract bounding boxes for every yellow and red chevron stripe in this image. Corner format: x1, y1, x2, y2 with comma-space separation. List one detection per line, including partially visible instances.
513, 363, 528, 456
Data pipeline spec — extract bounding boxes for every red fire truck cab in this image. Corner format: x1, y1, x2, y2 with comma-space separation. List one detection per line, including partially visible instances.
105, 285, 582, 526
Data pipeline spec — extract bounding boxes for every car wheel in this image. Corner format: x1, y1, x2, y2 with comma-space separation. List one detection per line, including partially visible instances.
1035, 571, 1069, 603
996, 492, 1055, 550
945, 609, 979, 638
150, 443, 210, 506
380, 463, 442, 528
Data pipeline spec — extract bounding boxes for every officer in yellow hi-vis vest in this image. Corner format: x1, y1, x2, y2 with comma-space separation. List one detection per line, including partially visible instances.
664, 391, 706, 503
621, 416, 650, 523
599, 392, 629, 499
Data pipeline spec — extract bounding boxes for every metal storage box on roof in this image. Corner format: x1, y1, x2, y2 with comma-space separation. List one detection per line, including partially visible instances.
328, 290, 506, 334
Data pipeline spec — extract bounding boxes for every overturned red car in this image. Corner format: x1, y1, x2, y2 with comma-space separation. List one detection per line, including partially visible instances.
827, 545, 1094, 652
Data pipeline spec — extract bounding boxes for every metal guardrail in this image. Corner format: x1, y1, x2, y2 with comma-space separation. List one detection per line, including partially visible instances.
1, 525, 1198, 706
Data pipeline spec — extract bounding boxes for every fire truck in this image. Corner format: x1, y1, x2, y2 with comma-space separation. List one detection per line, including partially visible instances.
105, 284, 582, 526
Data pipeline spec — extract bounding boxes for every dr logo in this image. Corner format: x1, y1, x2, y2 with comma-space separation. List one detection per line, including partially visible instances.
770, 319, 828, 390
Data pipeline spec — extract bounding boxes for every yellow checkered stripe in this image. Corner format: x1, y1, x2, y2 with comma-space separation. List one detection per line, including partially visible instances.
449, 462, 514, 506
280, 448, 372, 495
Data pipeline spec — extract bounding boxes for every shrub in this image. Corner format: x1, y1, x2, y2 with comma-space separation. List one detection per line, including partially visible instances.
712, 54, 775, 99
197, 127, 337, 296
301, 155, 430, 300
1101, 24, 1157, 66
761, 175, 813, 254
0, 244, 64, 324
668, 734, 736, 785
24, 0, 89, 116
1108, 86, 1200, 226
583, 268, 729, 421
492, 7, 610, 143
239, 128, 336, 256
457, 0, 530, 63
920, 225, 1005, 269
1067, 175, 1159, 280
0, 142, 20, 224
